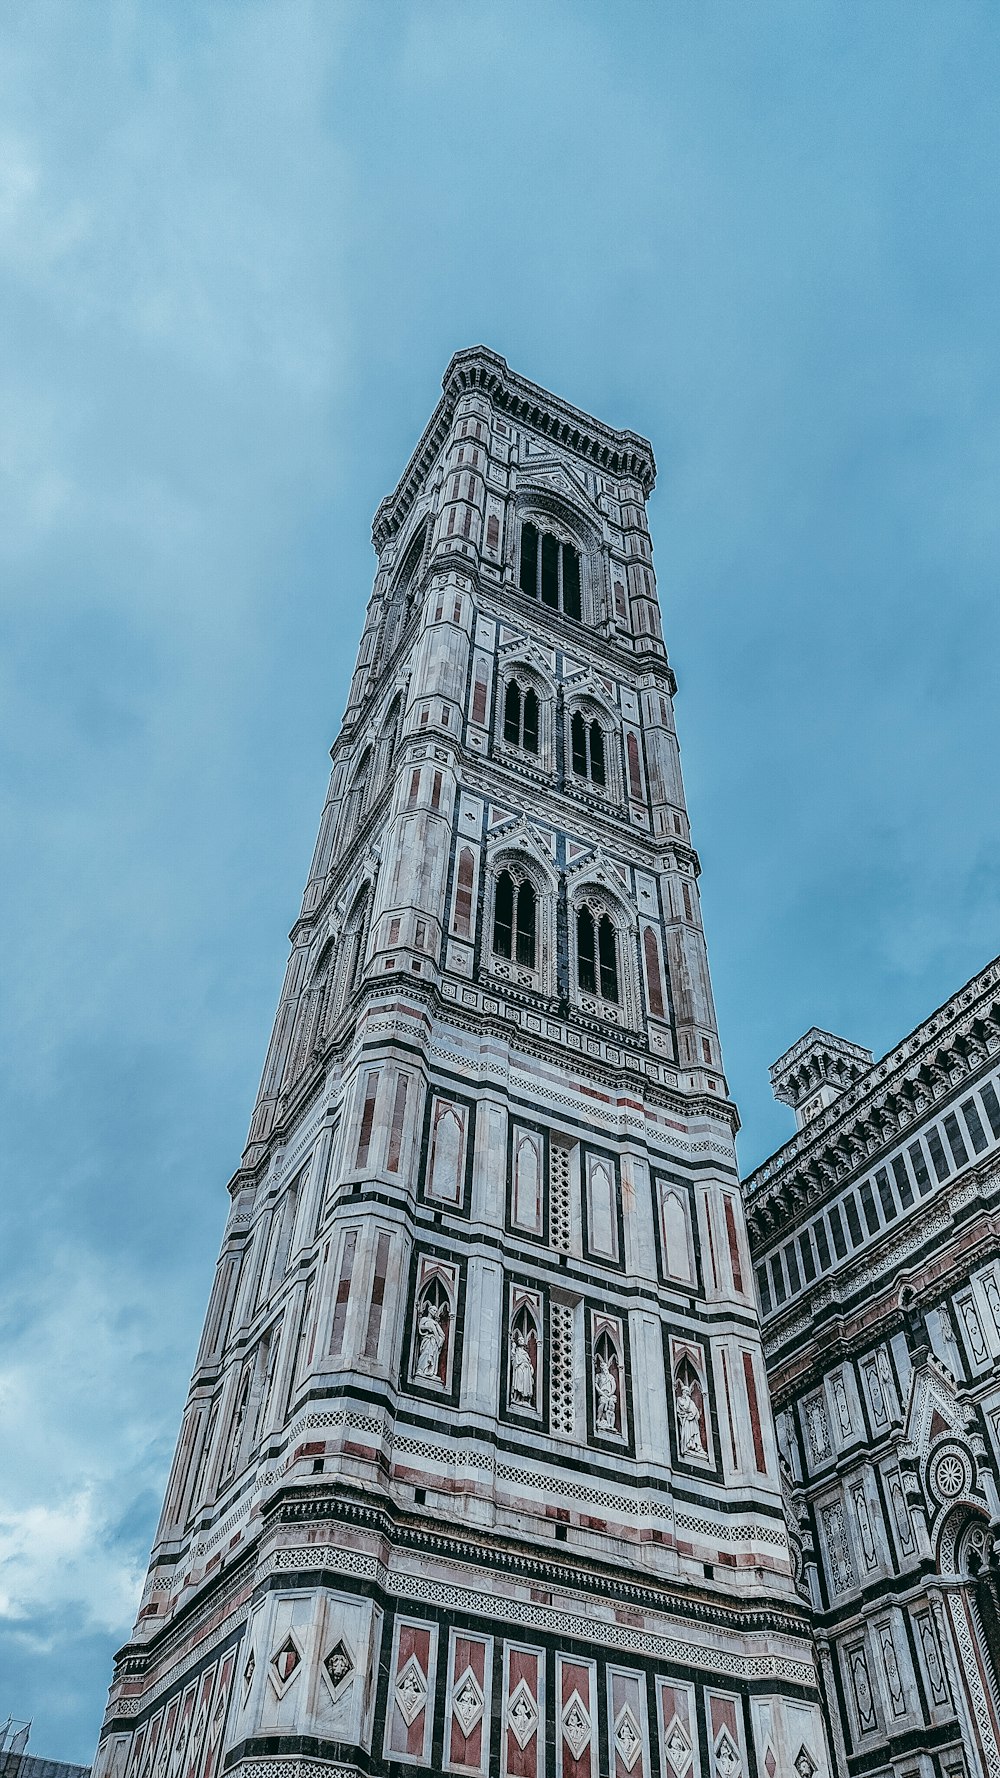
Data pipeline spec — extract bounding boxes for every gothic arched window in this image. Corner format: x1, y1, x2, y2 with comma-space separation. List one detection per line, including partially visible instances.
493, 870, 537, 968
570, 712, 606, 786
577, 906, 619, 1003
503, 681, 539, 754
518, 521, 582, 620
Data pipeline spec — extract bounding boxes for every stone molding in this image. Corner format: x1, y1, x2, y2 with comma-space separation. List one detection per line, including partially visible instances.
746, 955, 1000, 1235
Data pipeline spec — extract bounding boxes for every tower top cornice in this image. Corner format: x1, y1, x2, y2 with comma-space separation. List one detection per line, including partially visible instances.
373, 346, 657, 551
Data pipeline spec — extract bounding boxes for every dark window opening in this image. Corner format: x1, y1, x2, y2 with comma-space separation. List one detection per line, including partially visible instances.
874, 1167, 896, 1221
503, 681, 540, 753
962, 1097, 989, 1154
859, 1179, 880, 1235
828, 1205, 847, 1259
844, 1195, 864, 1246
943, 1112, 969, 1168
980, 1081, 1000, 1139
518, 521, 583, 619
926, 1128, 950, 1182
799, 1230, 817, 1283
493, 870, 537, 969
892, 1153, 915, 1208
570, 712, 606, 786
577, 907, 619, 1002
908, 1139, 933, 1194
814, 1219, 831, 1270
756, 1265, 772, 1315
770, 1253, 786, 1305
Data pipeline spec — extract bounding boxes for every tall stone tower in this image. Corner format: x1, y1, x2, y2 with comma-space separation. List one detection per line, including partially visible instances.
96, 350, 827, 1778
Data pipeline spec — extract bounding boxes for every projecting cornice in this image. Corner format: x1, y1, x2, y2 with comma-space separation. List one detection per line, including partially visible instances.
372, 346, 657, 551
744, 954, 1000, 1239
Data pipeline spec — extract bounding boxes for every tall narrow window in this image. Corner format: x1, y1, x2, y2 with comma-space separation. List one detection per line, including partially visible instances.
492, 870, 536, 968
523, 687, 539, 752
504, 681, 522, 745
577, 906, 596, 995
515, 879, 536, 965
503, 682, 540, 753
589, 720, 605, 785
518, 521, 582, 619
519, 521, 539, 597
493, 870, 514, 958
598, 913, 618, 1001
570, 713, 605, 785
453, 848, 475, 937
577, 908, 618, 1002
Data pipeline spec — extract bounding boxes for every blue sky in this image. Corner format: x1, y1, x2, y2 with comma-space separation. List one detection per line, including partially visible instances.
1, 0, 998, 1756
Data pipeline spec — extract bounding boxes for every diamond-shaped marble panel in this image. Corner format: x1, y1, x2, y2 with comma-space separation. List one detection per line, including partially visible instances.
395, 1654, 428, 1727
562, 1692, 592, 1761
614, 1704, 643, 1772
508, 1678, 539, 1750
453, 1667, 485, 1737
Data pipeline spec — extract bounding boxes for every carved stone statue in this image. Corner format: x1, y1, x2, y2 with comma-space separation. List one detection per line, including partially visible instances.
595, 1352, 618, 1432
415, 1300, 446, 1380
675, 1376, 705, 1457
510, 1327, 535, 1404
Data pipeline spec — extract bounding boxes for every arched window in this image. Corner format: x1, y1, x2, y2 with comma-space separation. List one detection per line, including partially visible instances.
577, 906, 618, 1002
570, 712, 605, 786
493, 870, 537, 968
518, 521, 582, 620
503, 681, 539, 753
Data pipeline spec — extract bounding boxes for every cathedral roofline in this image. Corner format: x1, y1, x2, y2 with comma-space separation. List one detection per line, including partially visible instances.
373, 346, 657, 550
744, 950, 1000, 1222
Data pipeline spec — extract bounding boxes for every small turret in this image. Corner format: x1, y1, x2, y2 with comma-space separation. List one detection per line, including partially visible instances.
770, 1026, 874, 1130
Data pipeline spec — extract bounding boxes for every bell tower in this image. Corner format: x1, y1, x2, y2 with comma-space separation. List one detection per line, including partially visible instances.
95, 349, 828, 1778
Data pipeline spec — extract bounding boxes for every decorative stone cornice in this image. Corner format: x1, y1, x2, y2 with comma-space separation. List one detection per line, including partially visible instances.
744, 955, 1000, 1239
372, 347, 656, 551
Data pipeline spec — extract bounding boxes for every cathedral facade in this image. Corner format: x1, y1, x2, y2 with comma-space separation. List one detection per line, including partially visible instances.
94, 349, 827, 1778
746, 962, 1000, 1778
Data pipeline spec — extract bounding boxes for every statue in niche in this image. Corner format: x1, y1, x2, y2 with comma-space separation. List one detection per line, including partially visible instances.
595, 1351, 619, 1432
675, 1375, 706, 1457
415, 1299, 446, 1381
510, 1326, 535, 1405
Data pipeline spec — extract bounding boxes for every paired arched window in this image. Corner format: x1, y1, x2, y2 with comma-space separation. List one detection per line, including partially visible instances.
503, 681, 539, 753
493, 870, 537, 968
577, 906, 619, 1003
519, 521, 582, 620
570, 712, 606, 785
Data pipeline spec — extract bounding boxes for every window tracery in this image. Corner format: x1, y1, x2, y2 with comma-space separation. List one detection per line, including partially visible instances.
493, 868, 537, 969
570, 711, 605, 786
503, 680, 539, 754
518, 520, 582, 620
